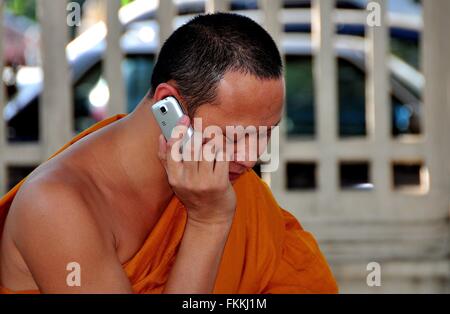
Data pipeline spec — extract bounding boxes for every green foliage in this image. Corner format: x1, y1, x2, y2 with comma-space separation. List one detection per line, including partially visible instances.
121, 0, 134, 7
5, 0, 36, 20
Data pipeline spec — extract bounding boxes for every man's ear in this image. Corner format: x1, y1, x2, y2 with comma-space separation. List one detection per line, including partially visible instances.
153, 82, 189, 114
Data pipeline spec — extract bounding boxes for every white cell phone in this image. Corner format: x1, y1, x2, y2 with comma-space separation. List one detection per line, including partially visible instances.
151, 96, 194, 144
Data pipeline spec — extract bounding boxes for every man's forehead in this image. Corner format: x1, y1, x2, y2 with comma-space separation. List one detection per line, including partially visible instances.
212, 102, 282, 126
216, 71, 284, 103
211, 72, 284, 124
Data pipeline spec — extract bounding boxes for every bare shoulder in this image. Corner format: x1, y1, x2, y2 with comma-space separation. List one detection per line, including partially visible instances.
7, 168, 111, 247
3, 167, 132, 292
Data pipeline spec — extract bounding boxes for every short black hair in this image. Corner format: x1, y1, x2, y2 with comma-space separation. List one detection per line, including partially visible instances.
149, 12, 283, 116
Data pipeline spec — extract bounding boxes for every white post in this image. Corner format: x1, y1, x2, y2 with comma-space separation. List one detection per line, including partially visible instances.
312, 0, 338, 210
157, 0, 176, 56
259, 0, 283, 187
105, 0, 126, 116
0, 0, 6, 194
366, 0, 390, 215
422, 0, 450, 217
260, 0, 282, 45
205, 0, 229, 13
38, 0, 73, 158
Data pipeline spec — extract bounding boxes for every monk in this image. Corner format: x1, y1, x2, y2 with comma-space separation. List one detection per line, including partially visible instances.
0, 12, 338, 294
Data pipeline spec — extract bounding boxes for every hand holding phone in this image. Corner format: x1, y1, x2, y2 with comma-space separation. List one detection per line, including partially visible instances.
156, 104, 237, 226
151, 96, 194, 146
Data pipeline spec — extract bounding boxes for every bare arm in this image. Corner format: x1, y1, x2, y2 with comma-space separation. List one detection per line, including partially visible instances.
9, 183, 133, 293
163, 219, 232, 293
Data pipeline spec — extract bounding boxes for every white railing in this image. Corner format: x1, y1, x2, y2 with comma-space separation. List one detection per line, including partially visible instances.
267, 0, 450, 266
0, 0, 449, 292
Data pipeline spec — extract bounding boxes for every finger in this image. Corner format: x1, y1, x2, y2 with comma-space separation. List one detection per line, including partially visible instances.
167, 115, 190, 148
213, 147, 231, 180
166, 133, 185, 180
222, 135, 235, 163
166, 117, 190, 178
198, 139, 216, 175
157, 134, 167, 168
183, 130, 202, 176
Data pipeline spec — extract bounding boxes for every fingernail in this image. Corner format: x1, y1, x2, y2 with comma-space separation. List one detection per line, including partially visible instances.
180, 115, 189, 124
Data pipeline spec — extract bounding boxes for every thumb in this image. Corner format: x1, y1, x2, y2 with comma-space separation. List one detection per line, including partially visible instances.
158, 134, 168, 167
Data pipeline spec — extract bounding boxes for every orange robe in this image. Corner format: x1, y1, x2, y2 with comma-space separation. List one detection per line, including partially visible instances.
0, 114, 338, 294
